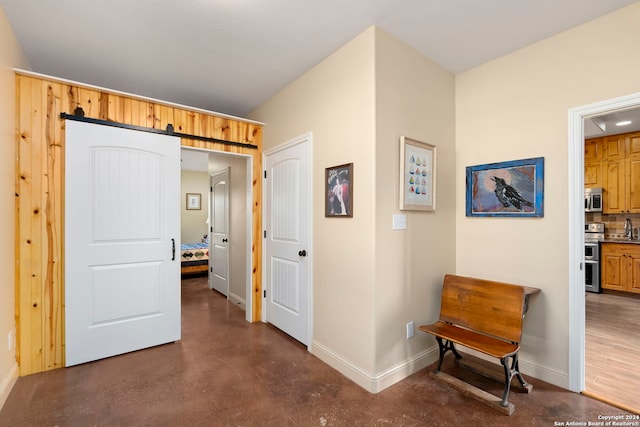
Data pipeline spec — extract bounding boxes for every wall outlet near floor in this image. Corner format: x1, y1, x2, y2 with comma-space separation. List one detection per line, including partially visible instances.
406, 321, 414, 339
8, 329, 14, 351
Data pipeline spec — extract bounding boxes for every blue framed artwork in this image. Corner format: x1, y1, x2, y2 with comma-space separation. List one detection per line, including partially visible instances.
466, 157, 544, 217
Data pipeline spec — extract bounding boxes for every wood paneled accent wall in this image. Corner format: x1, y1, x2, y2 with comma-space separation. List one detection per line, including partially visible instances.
15, 72, 263, 376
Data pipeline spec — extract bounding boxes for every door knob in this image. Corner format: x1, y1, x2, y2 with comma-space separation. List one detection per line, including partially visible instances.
298, 250, 307, 257
222, 238, 228, 243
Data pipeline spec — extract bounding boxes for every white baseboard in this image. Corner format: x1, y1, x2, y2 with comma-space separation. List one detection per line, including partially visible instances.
311, 340, 439, 393
311, 341, 570, 394
228, 292, 246, 311
0, 363, 18, 410
456, 348, 569, 389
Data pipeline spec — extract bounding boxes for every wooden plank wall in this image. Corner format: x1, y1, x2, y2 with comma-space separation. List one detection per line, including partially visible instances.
15, 73, 263, 376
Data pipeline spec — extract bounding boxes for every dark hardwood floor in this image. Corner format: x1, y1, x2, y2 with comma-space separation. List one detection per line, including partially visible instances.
585, 291, 640, 413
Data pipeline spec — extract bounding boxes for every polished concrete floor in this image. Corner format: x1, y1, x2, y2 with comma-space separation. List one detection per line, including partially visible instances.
0, 277, 633, 426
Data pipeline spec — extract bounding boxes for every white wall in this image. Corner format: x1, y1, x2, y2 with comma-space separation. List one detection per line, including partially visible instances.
455, 2, 640, 387
0, 6, 29, 409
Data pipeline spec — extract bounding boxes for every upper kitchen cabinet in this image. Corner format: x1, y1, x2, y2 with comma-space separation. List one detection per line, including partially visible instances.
627, 132, 640, 158
585, 137, 603, 188
601, 132, 640, 213
603, 134, 626, 160
585, 137, 603, 162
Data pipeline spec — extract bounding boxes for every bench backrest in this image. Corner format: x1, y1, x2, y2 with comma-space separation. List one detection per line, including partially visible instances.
439, 274, 526, 344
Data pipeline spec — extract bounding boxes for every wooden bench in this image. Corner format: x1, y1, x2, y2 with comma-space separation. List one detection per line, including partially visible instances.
419, 274, 539, 415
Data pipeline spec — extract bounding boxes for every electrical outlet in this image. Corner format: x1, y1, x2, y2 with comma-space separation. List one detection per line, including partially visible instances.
406, 321, 414, 339
8, 330, 13, 351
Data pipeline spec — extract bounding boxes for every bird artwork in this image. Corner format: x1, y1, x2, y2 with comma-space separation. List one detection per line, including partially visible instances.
491, 176, 533, 211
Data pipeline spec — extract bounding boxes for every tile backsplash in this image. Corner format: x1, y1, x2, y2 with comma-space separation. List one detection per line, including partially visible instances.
586, 212, 640, 239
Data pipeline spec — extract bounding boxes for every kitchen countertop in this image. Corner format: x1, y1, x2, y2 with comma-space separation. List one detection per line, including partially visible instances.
601, 239, 640, 244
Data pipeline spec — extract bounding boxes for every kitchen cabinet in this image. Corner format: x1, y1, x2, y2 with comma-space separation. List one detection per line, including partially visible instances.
600, 132, 640, 213
585, 137, 603, 188
601, 243, 640, 294
603, 135, 625, 160
627, 132, 640, 159
585, 137, 603, 162
585, 161, 603, 188
603, 159, 640, 213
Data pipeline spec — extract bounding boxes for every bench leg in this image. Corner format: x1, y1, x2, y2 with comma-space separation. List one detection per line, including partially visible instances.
435, 337, 463, 371
512, 356, 530, 390
499, 353, 529, 407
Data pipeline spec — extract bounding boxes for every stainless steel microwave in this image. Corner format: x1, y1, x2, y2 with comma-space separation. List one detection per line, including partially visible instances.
585, 188, 603, 212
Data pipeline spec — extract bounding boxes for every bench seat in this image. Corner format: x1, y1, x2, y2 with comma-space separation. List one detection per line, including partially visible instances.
419, 321, 519, 359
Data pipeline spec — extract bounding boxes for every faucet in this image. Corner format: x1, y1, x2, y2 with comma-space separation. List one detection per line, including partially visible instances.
624, 218, 633, 240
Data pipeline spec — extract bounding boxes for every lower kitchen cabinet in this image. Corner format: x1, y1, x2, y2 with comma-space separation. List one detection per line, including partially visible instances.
601, 243, 640, 294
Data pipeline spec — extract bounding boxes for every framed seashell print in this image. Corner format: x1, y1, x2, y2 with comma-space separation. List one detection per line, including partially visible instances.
399, 136, 436, 211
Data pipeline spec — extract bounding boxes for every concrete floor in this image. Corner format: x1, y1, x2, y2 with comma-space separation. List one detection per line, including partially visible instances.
0, 276, 632, 426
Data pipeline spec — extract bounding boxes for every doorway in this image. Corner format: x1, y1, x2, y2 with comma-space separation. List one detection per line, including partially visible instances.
568, 92, 640, 411
181, 148, 253, 318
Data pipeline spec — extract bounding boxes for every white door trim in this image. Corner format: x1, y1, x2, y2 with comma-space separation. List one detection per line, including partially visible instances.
262, 133, 313, 349
568, 92, 640, 392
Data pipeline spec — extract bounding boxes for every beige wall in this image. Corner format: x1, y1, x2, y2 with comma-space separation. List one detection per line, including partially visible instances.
374, 29, 456, 373
181, 170, 210, 244
455, 2, 640, 387
0, 7, 29, 408
373, 29, 456, 379
250, 28, 378, 378
250, 27, 457, 391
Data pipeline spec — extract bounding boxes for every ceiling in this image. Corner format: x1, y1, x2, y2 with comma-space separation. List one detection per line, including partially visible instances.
585, 107, 640, 138
1, 0, 637, 118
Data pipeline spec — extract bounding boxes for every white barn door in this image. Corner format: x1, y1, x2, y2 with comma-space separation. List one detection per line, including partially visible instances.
264, 134, 311, 345
65, 120, 181, 366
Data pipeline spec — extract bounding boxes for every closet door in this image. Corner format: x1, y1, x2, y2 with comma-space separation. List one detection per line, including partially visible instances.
65, 120, 181, 366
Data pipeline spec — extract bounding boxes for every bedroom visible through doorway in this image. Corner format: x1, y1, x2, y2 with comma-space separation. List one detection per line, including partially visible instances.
180, 148, 252, 313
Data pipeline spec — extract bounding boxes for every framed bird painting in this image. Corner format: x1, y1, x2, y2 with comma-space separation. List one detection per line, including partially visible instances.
465, 157, 544, 217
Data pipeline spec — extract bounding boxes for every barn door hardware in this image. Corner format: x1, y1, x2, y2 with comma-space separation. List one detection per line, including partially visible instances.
60, 110, 258, 149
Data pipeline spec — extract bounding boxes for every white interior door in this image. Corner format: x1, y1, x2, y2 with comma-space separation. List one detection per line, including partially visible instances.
210, 168, 230, 296
65, 120, 181, 367
264, 135, 311, 345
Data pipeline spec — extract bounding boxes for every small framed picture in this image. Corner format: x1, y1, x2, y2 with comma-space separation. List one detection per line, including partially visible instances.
186, 193, 202, 210
399, 137, 436, 211
325, 163, 353, 217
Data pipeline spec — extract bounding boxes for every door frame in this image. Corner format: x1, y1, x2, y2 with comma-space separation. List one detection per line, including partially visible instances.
181, 147, 255, 323
568, 91, 640, 392
262, 133, 314, 347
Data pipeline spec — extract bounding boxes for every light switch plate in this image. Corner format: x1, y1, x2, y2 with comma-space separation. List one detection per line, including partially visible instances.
392, 214, 407, 230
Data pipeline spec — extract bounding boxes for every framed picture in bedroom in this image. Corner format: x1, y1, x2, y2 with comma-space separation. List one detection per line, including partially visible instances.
325, 163, 353, 217
399, 136, 436, 211
186, 193, 201, 210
